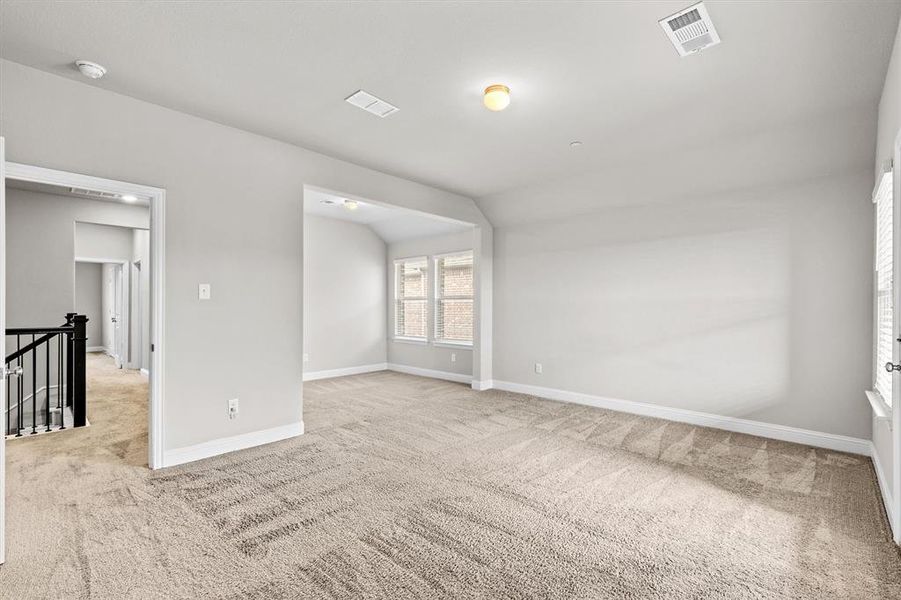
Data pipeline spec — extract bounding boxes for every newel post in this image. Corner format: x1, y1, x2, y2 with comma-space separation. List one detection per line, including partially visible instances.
72, 314, 88, 427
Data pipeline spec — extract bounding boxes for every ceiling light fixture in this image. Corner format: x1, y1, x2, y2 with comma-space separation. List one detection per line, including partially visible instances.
343, 200, 359, 211
121, 194, 138, 203
483, 84, 511, 111
75, 60, 107, 80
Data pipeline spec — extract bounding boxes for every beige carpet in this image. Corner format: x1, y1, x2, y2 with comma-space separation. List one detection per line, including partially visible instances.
1, 353, 899, 598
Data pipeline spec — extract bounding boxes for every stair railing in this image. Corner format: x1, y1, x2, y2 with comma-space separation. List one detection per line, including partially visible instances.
4, 313, 88, 436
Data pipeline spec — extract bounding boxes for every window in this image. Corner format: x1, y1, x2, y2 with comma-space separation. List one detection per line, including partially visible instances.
395, 257, 428, 340
435, 252, 473, 345
874, 169, 894, 406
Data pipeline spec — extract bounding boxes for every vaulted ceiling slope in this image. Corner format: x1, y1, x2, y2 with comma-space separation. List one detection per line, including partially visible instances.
1, 1, 899, 209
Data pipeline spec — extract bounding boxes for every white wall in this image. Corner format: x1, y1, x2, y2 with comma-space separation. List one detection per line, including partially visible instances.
873, 17, 901, 528
75, 221, 137, 261
490, 173, 872, 439
74, 261, 102, 348
5, 188, 148, 331
387, 229, 475, 378
303, 214, 386, 374
0, 59, 488, 454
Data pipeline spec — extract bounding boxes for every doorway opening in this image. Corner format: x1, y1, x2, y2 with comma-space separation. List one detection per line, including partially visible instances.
3, 163, 165, 469
300, 184, 489, 430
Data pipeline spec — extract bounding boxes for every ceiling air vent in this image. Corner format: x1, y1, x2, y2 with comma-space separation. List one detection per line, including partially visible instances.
69, 187, 122, 200
659, 2, 720, 57
345, 89, 399, 118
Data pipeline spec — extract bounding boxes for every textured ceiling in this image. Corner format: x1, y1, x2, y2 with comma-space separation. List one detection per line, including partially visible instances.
304, 188, 472, 244
1, 1, 899, 203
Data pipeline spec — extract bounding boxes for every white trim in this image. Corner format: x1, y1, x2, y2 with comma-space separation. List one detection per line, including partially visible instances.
471, 379, 493, 391
391, 337, 428, 345
163, 421, 303, 468
5, 162, 166, 470
866, 390, 892, 423
140, 368, 149, 377
387, 363, 472, 384
432, 341, 473, 349
303, 363, 387, 381
86, 346, 105, 353
492, 380, 871, 456
74, 256, 128, 265
872, 441, 896, 535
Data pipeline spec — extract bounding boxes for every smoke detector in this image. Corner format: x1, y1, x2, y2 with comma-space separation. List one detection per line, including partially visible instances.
659, 2, 720, 57
345, 89, 399, 118
75, 60, 107, 79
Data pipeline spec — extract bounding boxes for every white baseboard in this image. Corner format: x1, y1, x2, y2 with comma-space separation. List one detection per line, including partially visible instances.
162, 421, 304, 468
472, 379, 494, 391
140, 368, 150, 377
86, 346, 105, 353
387, 363, 472, 384
871, 441, 896, 537
492, 380, 870, 456
303, 363, 387, 381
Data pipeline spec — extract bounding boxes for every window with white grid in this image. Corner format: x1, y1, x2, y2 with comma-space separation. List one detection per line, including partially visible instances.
874, 170, 894, 406
394, 257, 428, 340
435, 252, 473, 345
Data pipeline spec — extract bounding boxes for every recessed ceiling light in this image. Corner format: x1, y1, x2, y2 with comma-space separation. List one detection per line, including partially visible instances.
75, 60, 107, 80
343, 200, 360, 211
570, 141, 583, 149
121, 194, 138, 203
483, 84, 511, 111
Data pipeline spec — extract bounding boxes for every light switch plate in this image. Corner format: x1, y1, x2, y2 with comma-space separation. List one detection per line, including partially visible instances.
199, 283, 211, 300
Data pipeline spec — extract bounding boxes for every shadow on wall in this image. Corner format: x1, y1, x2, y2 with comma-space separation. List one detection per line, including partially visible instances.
493, 174, 872, 439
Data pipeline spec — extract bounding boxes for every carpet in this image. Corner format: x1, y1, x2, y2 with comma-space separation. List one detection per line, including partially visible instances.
1, 353, 899, 598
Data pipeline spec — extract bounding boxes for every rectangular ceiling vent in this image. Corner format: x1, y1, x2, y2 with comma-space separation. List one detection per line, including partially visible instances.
69, 187, 122, 200
659, 2, 720, 57
345, 89, 399, 118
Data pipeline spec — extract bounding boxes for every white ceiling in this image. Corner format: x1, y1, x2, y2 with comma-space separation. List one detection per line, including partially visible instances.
1, 1, 898, 202
304, 188, 471, 244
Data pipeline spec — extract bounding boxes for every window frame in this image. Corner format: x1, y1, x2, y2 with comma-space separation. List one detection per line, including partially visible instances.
872, 167, 895, 413
433, 250, 474, 347
393, 255, 429, 342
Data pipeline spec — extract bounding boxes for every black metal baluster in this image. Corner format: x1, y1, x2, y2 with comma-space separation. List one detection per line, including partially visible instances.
45, 338, 51, 432
31, 334, 37, 434
16, 335, 22, 437
58, 332, 64, 430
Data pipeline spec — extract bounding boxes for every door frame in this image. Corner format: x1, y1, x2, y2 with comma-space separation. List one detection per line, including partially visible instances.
5, 161, 166, 471
1, 139, 7, 564
76, 257, 130, 367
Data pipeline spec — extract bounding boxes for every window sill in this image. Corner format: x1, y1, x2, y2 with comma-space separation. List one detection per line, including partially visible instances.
865, 390, 892, 422
392, 337, 428, 346
433, 341, 473, 349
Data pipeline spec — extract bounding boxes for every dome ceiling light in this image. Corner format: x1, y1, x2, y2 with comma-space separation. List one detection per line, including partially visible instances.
483, 84, 511, 111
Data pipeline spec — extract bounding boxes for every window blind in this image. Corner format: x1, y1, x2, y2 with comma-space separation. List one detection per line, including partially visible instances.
435, 252, 473, 344
874, 170, 894, 406
395, 258, 428, 339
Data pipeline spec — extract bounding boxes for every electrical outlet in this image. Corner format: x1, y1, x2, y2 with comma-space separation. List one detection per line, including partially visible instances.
534, 363, 543, 374
228, 398, 239, 420
303, 353, 309, 363
451, 353, 456, 363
